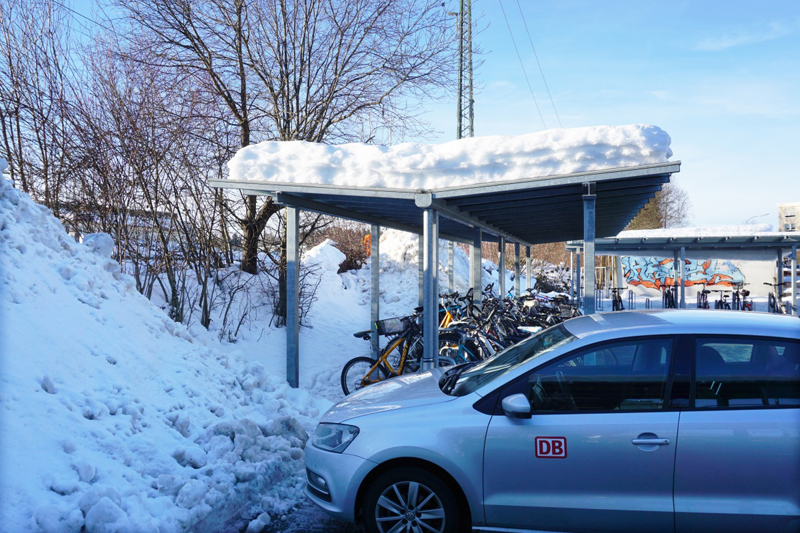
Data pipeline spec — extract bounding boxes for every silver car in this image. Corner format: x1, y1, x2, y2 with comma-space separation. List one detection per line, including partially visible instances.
305, 310, 800, 533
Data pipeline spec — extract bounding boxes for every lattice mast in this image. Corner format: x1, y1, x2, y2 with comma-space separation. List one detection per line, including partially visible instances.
456, 0, 474, 139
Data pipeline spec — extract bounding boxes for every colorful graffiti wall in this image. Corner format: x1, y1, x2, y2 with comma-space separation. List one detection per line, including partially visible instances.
622, 257, 745, 289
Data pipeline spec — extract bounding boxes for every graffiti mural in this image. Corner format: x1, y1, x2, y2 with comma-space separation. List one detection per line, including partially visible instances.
622, 257, 745, 289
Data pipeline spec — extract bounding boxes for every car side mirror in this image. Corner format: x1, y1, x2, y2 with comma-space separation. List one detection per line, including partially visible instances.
502, 393, 531, 419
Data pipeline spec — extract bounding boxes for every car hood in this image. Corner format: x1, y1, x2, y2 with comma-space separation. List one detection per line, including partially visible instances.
321, 369, 455, 423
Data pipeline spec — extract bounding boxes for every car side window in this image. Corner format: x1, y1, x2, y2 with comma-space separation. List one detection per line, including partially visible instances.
503, 337, 674, 413
694, 338, 800, 409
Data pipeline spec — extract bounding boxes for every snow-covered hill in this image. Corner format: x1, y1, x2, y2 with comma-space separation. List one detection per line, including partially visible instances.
0, 167, 329, 532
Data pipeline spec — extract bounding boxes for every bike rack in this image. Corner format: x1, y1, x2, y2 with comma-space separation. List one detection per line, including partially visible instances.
627, 290, 636, 310
645, 298, 651, 309
595, 290, 604, 311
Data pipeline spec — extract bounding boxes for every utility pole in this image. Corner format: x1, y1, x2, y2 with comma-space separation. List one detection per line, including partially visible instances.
455, 0, 474, 140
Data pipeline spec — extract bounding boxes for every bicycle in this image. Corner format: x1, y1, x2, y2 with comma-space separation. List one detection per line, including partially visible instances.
341, 312, 425, 395
730, 282, 753, 311
764, 282, 789, 314
661, 285, 677, 309
610, 287, 625, 311
711, 290, 732, 310
342, 309, 457, 395
696, 284, 710, 309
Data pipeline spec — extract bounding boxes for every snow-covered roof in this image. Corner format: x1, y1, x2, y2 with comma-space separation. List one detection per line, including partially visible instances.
227, 125, 672, 189
215, 125, 680, 246
566, 224, 800, 260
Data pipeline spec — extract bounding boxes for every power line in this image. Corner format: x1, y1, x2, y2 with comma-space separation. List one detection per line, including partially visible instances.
497, 0, 547, 130
515, 0, 562, 128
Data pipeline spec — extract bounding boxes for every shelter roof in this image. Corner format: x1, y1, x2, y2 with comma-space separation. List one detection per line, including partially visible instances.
210, 161, 680, 246
566, 232, 800, 260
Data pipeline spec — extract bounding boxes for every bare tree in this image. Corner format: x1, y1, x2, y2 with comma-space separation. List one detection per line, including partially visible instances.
110, 0, 457, 324
0, 0, 76, 217
626, 182, 692, 230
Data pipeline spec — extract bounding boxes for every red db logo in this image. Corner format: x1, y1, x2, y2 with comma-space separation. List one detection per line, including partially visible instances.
535, 436, 567, 458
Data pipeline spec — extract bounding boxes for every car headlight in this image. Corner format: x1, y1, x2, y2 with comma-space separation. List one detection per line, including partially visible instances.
312, 423, 360, 453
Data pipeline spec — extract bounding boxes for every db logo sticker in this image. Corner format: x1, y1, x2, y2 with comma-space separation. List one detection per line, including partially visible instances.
535, 436, 567, 458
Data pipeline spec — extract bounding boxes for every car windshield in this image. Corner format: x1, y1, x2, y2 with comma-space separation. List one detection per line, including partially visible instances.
449, 324, 577, 396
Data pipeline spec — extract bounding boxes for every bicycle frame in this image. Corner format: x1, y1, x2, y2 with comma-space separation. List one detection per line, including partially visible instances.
359, 331, 420, 387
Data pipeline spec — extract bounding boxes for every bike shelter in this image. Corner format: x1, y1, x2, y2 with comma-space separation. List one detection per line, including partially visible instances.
211, 161, 680, 387
566, 234, 800, 314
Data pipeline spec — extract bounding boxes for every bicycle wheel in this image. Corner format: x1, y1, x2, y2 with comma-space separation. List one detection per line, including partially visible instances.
341, 356, 388, 395
768, 293, 776, 313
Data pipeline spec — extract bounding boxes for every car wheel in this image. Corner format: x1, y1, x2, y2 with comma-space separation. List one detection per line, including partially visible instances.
363, 467, 462, 533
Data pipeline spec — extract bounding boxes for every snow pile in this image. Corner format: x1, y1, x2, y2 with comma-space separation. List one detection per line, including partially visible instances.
228, 125, 672, 189
619, 224, 775, 238
0, 173, 330, 531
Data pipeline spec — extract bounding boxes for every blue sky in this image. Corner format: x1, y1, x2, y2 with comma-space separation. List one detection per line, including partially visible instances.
421, 0, 800, 227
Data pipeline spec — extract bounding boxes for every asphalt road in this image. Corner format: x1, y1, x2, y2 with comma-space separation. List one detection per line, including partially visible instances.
262, 499, 363, 533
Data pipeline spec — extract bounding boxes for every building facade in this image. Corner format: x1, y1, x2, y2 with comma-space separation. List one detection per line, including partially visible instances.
778, 202, 799, 232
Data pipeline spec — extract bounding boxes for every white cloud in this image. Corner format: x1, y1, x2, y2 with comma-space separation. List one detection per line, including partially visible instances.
695, 21, 794, 51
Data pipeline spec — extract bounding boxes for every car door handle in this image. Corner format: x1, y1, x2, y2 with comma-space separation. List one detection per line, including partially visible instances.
631, 438, 670, 446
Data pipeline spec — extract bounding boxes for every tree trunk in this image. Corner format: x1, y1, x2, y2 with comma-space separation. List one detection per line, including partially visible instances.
241, 196, 279, 274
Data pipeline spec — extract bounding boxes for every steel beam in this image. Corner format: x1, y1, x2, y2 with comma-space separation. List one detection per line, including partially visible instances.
470, 230, 482, 304
432, 162, 680, 199
680, 246, 686, 308
583, 185, 596, 314
570, 251, 575, 304
514, 243, 521, 297
422, 209, 439, 370
576, 250, 582, 307
286, 207, 300, 388
673, 249, 679, 308
475, 194, 656, 220
370, 225, 380, 357
792, 245, 798, 316
448, 242, 455, 293
526, 246, 532, 292
418, 235, 424, 307
499, 237, 506, 298
426, 197, 532, 247
777, 249, 784, 306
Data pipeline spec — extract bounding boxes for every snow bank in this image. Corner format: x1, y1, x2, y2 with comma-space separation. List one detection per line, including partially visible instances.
228, 125, 672, 189
0, 173, 329, 531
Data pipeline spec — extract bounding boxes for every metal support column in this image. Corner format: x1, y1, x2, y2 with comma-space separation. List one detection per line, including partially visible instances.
418, 235, 424, 307
286, 207, 300, 388
615, 255, 624, 288
514, 243, 521, 297
448, 242, 455, 293
576, 251, 582, 306
470, 230, 482, 304
777, 249, 784, 306
526, 246, 532, 292
422, 209, 439, 370
679, 246, 687, 309
370, 225, 380, 357
570, 251, 575, 304
673, 250, 680, 300
792, 245, 798, 315
498, 237, 506, 298
583, 184, 596, 314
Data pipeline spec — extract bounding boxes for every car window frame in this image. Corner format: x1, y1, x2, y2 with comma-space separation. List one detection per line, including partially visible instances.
682, 334, 800, 412
484, 334, 681, 416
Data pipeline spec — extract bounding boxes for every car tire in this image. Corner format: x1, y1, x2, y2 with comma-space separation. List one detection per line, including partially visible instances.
363, 467, 462, 533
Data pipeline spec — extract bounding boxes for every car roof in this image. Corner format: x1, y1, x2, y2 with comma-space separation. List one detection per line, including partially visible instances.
562, 309, 800, 341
